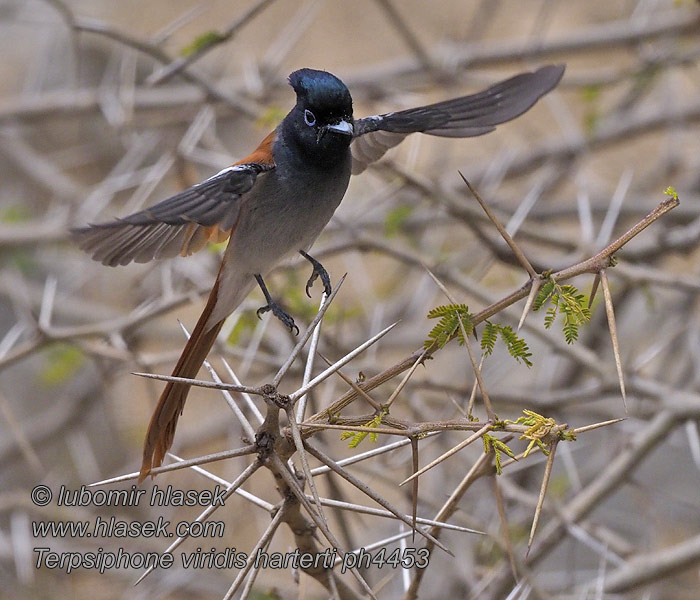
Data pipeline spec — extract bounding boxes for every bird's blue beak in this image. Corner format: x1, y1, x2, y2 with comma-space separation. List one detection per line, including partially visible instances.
325, 120, 353, 136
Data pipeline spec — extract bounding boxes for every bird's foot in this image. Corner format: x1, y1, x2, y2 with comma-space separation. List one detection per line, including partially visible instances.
300, 250, 331, 297
256, 301, 299, 335
254, 273, 299, 335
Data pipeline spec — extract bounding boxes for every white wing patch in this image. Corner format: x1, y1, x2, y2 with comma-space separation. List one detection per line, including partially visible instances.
350, 130, 408, 174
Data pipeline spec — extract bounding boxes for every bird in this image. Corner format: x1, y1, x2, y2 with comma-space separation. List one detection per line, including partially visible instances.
73, 64, 565, 482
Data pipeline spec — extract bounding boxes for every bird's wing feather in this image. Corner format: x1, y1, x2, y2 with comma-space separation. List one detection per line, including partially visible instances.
72, 131, 276, 266
351, 64, 564, 174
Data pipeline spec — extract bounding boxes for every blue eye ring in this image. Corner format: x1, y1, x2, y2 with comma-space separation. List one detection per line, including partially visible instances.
304, 109, 316, 126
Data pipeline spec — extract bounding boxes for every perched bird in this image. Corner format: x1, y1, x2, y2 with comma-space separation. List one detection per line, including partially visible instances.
73, 65, 565, 482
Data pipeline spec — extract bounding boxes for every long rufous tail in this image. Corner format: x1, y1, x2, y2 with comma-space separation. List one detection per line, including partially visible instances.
138, 275, 225, 483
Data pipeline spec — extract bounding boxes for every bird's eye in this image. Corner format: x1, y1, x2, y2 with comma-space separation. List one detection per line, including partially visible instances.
304, 109, 316, 127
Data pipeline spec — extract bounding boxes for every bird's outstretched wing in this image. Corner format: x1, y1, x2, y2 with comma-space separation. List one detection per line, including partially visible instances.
72, 132, 276, 266
351, 64, 565, 174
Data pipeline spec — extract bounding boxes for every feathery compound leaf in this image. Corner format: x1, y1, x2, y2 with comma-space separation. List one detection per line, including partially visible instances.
533, 279, 556, 311
508, 409, 557, 457
483, 433, 515, 475
341, 413, 384, 448
424, 304, 472, 349
427, 303, 469, 319
534, 278, 591, 344
480, 322, 532, 366
180, 31, 225, 56
481, 321, 499, 356
544, 306, 557, 329
498, 325, 533, 367
559, 285, 592, 322
563, 321, 579, 344
492, 438, 516, 459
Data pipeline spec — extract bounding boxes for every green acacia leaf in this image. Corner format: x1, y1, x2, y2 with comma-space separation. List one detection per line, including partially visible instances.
664, 186, 678, 201
40, 344, 85, 386
180, 31, 225, 56
384, 204, 413, 237
536, 278, 591, 343
533, 280, 555, 311
481, 321, 498, 356
424, 304, 471, 349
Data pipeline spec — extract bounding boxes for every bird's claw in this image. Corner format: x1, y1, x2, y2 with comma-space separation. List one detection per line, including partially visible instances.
305, 271, 319, 298
256, 302, 299, 335
300, 251, 332, 297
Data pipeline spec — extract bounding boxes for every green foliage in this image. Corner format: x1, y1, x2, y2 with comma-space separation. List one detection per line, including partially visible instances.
283, 271, 357, 325
384, 204, 413, 237
227, 309, 259, 346
40, 343, 85, 386
341, 411, 386, 448
1, 205, 35, 272
206, 240, 227, 254
581, 84, 601, 103
548, 473, 571, 498
581, 84, 601, 134
481, 321, 532, 367
664, 186, 678, 201
482, 433, 516, 475
180, 31, 225, 56
534, 278, 591, 344
282, 272, 323, 322
0, 204, 30, 223
559, 430, 577, 442
584, 112, 599, 135
532, 279, 554, 311
480, 321, 498, 355
507, 409, 557, 457
256, 106, 287, 130
424, 304, 472, 349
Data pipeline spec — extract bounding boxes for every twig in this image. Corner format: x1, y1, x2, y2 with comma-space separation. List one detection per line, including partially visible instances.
148, 0, 276, 85
373, 0, 435, 71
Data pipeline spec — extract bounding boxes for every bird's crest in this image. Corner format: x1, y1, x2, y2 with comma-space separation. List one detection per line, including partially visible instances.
288, 68, 352, 113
